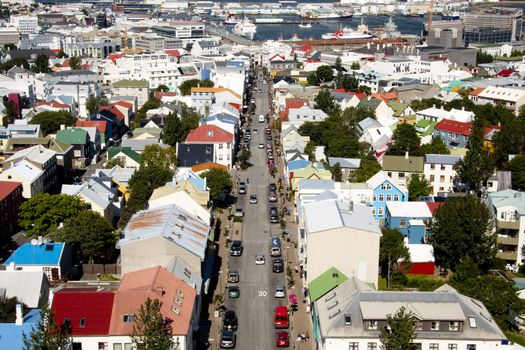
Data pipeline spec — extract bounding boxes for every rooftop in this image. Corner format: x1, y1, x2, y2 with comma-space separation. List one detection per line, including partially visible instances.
4, 243, 65, 266
382, 155, 424, 173
113, 79, 149, 88
308, 267, 348, 302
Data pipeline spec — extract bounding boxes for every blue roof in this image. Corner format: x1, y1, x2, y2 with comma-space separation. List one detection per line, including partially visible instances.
4, 243, 65, 266
288, 159, 311, 172
227, 61, 245, 68
0, 309, 40, 350
200, 113, 238, 126
200, 68, 211, 81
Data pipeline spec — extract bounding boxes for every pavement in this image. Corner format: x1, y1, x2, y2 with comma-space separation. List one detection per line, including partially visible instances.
205, 71, 313, 350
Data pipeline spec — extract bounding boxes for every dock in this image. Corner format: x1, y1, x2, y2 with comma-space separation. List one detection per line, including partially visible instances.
205, 25, 255, 45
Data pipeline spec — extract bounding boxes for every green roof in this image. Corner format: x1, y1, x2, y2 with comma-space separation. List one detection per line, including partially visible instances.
382, 155, 424, 172
113, 79, 149, 88
415, 119, 432, 128
358, 98, 382, 111
415, 120, 438, 137
56, 128, 88, 145
308, 267, 348, 302
107, 146, 141, 163
389, 102, 410, 117
133, 127, 162, 137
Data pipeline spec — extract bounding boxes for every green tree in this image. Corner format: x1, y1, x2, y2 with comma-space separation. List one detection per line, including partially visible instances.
131, 298, 174, 350
140, 144, 177, 170
238, 147, 251, 170
179, 79, 214, 96
18, 194, 85, 237
133, 97, 162, 128
351, 61, 360, 70
493, 117, 525, 168
315, 65, 334, 84
201, 168, 232, 204
334, 56, 342, 73
508, 154, 525, 191
419, 138, 450, 155
387, 123, 421, 156
155, 84, 169, 92
0, 297, 27, 323
358, 85, 372, 95
104, 157, 126, 169
407, 174, 432, 200
379, 307, 417, 350
352, 155, 381, 182
68, 56, 82, 70
340, 107, 373, 126
332, 162, 343, 182
23, 303, 71, 350
326, 133, 361, 158
0, 57, 29, 72
31, 53, 51, 73
3, 99, 18, 125
86, 95, 109, 116
410, 98, 443, 112
476, 51, 494, 64
380, 228, 411, 288
304, 140, 316, 161
336, 74, 359, 91
307, 72, 318, 86
179, 103, 201, 140
29, 111, 76, 136
314, 89, 340, 116
429, 196, 495, 271
455, 121, 494, 193
51, 211, 117, 263
161, 113, 181, 146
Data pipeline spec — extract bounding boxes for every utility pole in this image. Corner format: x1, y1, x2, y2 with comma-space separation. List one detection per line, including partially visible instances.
428, 0, 434, 32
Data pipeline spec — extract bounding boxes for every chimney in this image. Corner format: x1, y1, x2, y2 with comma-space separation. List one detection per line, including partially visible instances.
60, 124, 66, 130
432, 104, 435, 108
405, 150, 409, 160
15, 304, 23, 325
462, 106, 465, 111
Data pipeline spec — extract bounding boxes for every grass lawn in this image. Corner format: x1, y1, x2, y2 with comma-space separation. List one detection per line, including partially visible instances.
378, 274, 445, 291
505, 331, 525, 347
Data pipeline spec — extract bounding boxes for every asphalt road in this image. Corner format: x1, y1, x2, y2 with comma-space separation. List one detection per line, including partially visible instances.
225, 78, 288, 349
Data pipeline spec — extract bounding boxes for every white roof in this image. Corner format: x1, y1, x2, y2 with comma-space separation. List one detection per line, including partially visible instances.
385, 201, 431, 218
407, 244, 435, 263
4, 144, 56, 166
0, 270, 47, 308
365, 171, 407, 194
478, 85, 525, 103
7, 159, 43, 182
359, 301, 464, 321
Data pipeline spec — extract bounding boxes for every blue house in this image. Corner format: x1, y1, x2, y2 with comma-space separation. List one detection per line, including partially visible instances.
4, 242, 73, 282
384, 201, 433, 244
0, 308, 40, 350
366, 171, 408, 223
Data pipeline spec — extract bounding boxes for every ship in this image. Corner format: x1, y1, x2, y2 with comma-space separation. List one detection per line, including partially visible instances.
321, 19, 373, 40
441, 11, 462, 20
298, 22, 313, 29
302, 8, 353, 20
223, 14, 239, 25
373, 16, 400, 39
233, 17, 257, 40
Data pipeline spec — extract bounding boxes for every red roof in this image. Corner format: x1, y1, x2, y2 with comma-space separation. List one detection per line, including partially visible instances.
0, 181, 22, 202
269, 54, 285, 62
469, 87, 484, 96
281, 97, 308, 121
112, 101, 133, 110
100, 106, 125, 121
434, 119, 473, 136
496, 69, 515, 77
153, 91, 177, 100
333, 89, 367, 100
228, 102, 241, 111
426, 202, 444, 216
107, 53, 124, 64
36, 100, 70, 108
52, 289, 115, 336
185, 124, 233, 143
76, 120, 107, 133
165, 49, 181, 57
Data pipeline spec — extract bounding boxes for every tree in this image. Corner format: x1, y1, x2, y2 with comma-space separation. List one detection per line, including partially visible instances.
352, 155, 381, 182
339, 107, 373, 127
407, 174, 432, 200
429, 196, 495, 271
51, 211, 117, 263
410, 98, 443, 112
238, 147, 251, 170
155, 84, 169, 92
351, 61, 360, 70
131, 298, 174, 350
334, 56, 342, 73
3, 99, 18, 125
314, 89, 339, 116
307, 72, 318, 86
380, 228, 411, 288
133, 97, 162, 127
86, 95, 109, 116
331, 162, 343, 182
476, 51, 494, 64
179, 103, 201, 140
29, 111, 76, 136
179, 79, 214, 96
18, 194, 85, 237
508, 154, 525, 191
304, 140, 316, 161
419, 138, 450, 155
201, 168, 232, 204
493, 117, 525, 168
379, 307, 417, 350
387, 123, 421, 156
31, 53, 51, 73
0, 297, 27, 323
162, 113, 181, 146
358, 85, 372, 95
315, 65, 334, 84
326, 133, 361, 158
23, 303, 71, 350
140, 144, 177, 170
68, 56, 82, 70
104, 157, 126, 169
455, 121, 494, 193
336, 74, 359, 91
0, 57, 29, 72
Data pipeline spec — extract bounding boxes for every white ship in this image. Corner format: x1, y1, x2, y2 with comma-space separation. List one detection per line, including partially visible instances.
223, 14, 240, 25
233, 17, 257, 40
298, 22, 312, 29
321, 20, 373, 40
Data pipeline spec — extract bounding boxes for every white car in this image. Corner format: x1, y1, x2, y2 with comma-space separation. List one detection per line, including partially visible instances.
234, 207, 244, 217
275, 284, 286, 298
255, 254, 265, 265
253, 129, 258, 135
258, 143, 264, 149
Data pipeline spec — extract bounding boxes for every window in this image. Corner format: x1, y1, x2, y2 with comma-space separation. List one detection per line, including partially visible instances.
430, 164, 435, 170
466, 345, 476, 350
368, 321, 377, 330
386, 184, 392, 190
398, 172, 405, 178
440, 165, 446, 170
429, 344, 439, 350
371, 207, 376, 216
79, 318, 86, 328
431, 321, 440, 331
123, 314, 134, 323
394, 195, 399, 201
449, 321, 459, 331
379, 194, 384, 202
468, 317, 477, 328
381, 184, 386, 190
113, 345, 123, 350
98, 343, 108, 350
373, 195, 377, 202
124, 344, 133, 350
367, 342, 377, 350
399, 219, 406, 228
448, 345, 457, 350
219, 144, 223, 149
378, 207, 384, 216
429, 175, 435, 182
205, 147, 212, 154
415, 321, 423, 331
349, 342, 358, 350
440, 175, 445, 183
386, 195, 392, 201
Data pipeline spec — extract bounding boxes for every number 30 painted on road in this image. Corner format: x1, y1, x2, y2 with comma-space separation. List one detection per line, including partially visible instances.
258, 291, 267, 297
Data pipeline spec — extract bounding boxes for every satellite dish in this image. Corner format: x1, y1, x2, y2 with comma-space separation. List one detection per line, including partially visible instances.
30, 239, 38, 246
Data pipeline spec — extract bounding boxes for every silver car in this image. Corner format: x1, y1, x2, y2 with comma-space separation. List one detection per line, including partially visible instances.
220, 331, 236, 348
275, 284, 286, 298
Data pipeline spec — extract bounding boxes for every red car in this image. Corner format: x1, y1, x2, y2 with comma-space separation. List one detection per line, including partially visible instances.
276, 331, 289, 347
274, 306, 289, 328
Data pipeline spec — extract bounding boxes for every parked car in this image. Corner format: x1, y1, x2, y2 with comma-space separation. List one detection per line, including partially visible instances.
269, 183, 277, 192
223, 310, 238, 331
276, 331, 289, 347
270, 206, 279, 222
269, 191, 277, 202
272, 258, 284, 273
258, 143, 264, 149
266, 135, 273, 141
271, 246, 281, 257
255, 254, 266, 265
273, 306, 289, 328
228, 271, 239, 283
238, 182, 247, 194
234, 207, 244, 217
249, 195, 258, 204
220, 331, 236, 348
274, 284, 285, 298
228, 286, 240, 298
252, 129, 258, 134
230, 241, 243, 256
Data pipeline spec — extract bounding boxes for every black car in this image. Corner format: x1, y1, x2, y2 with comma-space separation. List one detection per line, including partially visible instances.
269, 183, 277, 192
238, 182, 247, 194
223, 310, 238, 331
270, 207, 279, 223
272, 258, 284, 273
230, 241, 243, 256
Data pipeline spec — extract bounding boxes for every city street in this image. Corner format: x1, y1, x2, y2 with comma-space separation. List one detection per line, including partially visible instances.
224, 78, 288, 349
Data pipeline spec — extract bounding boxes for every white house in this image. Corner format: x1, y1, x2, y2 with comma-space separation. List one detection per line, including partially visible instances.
287, 105, 328, 127
477, 86, 525, 115
190, 87, 242, 115
190, 40, 220, 56
0, 160, 46, 198
184, 124, 235, 169
423, 154, 463, 195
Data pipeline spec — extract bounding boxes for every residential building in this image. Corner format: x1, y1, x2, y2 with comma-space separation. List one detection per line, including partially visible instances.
0, 26, 20, 46
184, 125, 234, 169
0, 270, 49, 308
0, 181, 23, 237
0, 160, 47, 198
112, 80, 149, 108
290, 164, 332, 191
106, 147, 141, 168
327, 157, 361, 181
404, 244, 436, 275
190, 87, 242, 115
0, 308, 40, 350
287, 105, 328, 127
476, 86, 525, 114
489, 189, 525, 267
300, 199, 381, 288
9, 15, 39, 37
7, 123, 42, 138
433, 119, 472, 149
312, 279, 508, 350
135, 33, 166, 52
199, 113, 238, 136
384, 201, 433, 244
357, 97, 395, 127
3, 242, 73, 282
191, 40, 220, 56
365, 171, 408, 223
424, 154, 462, 195
148, 185, 210, 224
382, 154, 424, 188
56, 128, 92, 169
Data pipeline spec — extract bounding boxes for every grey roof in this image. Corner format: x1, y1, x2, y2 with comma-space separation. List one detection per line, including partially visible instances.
303, 199, 380, 235
119, 204, 209, 261
425, 154, 462, 165
328, 157, 361, 169
121, 138, 168, 152
177, 143, 215, 168
489, 189, 525, 215
357, 117, 382, 133
0, 270, 48, 309
315, 281, 506, 341
61, 178, 116, 209
49, 70, 98, 77
198, 40, 219, 48
298, 179, 335, 191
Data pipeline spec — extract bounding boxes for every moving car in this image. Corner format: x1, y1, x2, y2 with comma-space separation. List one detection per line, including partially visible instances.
249, 194, 258, 204
252, 129, 258, 134
272, 258, 284, 273
273, 306, 289, 328
220, 331, 236, 348
230, 241, 243, 256
274, 284, 286, 298
228, 286, 240, 298
255, 254, 266, 265
259, 114, 265, 123
238, 182, 247, 194
258, 143, 264, 149
223, 310, 238, 331
234, 207, 244, 217
270, 206, 279, 223
276, 331, 289, 347
228, 271, 239, 283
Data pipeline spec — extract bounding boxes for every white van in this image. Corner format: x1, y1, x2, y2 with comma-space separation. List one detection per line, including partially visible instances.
258, 114, 265, 123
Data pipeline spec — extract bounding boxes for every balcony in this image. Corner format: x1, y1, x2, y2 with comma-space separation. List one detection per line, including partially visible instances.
497, 251, 517, 261
496, 220, 520, 230
497, 235, 519, 246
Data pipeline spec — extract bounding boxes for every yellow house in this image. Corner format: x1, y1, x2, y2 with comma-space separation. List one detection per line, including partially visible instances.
291, 164, 332, 191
